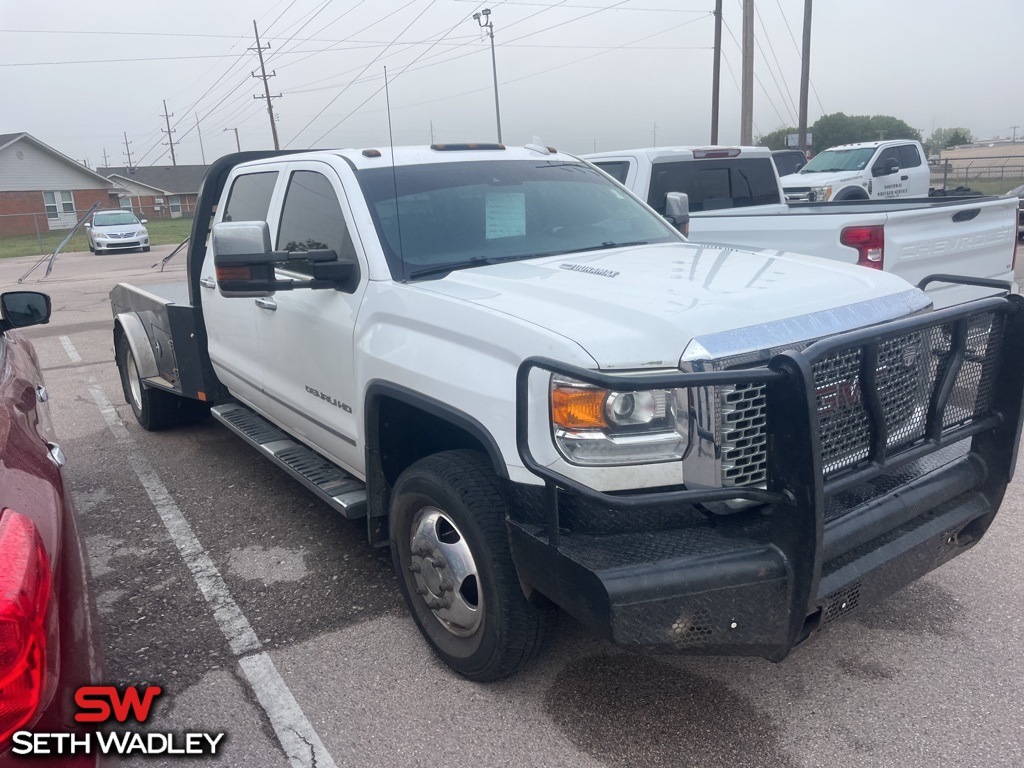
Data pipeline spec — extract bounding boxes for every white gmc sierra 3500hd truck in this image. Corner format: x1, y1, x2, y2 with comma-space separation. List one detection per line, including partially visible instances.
110, 146, 1024, 681
585, 145, 1018, 309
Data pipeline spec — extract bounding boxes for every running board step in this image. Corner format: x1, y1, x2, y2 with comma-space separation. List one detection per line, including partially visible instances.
211, 403, 367, 519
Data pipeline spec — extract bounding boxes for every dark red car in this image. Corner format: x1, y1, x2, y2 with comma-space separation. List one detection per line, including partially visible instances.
0, 291, 102, 766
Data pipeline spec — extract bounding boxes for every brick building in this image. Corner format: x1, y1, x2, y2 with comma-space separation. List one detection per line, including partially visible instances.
0, 132, 118, 235
98, 165, 207, 220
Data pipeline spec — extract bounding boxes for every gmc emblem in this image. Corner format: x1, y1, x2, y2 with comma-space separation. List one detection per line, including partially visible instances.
818, 379, 861, 416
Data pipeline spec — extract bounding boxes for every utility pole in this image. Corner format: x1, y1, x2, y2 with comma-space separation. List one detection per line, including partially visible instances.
161, 99, 178, 166
710, 0, 723, 144
251, 20, 281, 150
652, 123, 657, 146
223, 128, 242, 152
123, 132, 134, 169
797, 0, 812, 151
195, 114, 207, 164
430, 120, 435, 143
473, 8, 502, 144
101, 148, 110, 166
740, 0, 754, 145
1012, 125, 1020, 144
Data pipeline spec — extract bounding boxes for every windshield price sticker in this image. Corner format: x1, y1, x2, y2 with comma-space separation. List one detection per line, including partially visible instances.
485, 192, 526, 239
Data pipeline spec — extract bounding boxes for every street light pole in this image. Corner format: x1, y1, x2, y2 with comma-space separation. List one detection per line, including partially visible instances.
223, 127, 241, 152
473, 8, 502, 144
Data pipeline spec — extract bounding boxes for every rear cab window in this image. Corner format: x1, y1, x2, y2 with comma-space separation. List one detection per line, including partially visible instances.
222, 171, 279, 222
592, 161, 631, 185
647, 158, 781, 213
897, 144, 922, 168
275, 170, 357, 276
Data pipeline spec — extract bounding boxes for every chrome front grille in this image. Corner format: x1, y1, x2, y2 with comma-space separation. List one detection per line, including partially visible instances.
716, 311, 1006, 487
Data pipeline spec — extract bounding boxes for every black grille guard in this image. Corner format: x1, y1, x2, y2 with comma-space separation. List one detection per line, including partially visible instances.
515, 286, 1024, 547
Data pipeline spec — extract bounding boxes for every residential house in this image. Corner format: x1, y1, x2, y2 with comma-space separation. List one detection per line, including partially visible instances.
98, 165, 207, 220
0, 132, 118, 235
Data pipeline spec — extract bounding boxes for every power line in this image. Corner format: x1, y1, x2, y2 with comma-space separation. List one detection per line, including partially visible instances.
288, 0, 444, 147
721, 16, 788, 129
452, 0, 708, 10
752, 0, 799, 123
774, 0, 824, 114
251, 20, 282, 150
160, 99, 178, 165
315, 12, 711, 136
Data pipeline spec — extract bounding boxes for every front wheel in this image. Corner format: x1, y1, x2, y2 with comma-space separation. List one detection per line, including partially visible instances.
390, 450, 557, 681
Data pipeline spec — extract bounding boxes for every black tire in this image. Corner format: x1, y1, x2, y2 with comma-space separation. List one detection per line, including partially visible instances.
88, 240, 95, 253
390, 450, 557, 681
142, 246, 151, 253
834, 187, 869, 201
117, 334, 201, 430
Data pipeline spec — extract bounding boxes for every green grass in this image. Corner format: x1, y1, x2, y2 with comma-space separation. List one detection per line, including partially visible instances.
0, 218, 193, 260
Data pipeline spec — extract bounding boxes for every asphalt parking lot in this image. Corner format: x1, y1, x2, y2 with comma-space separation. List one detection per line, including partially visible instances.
5, 244, 1024, 767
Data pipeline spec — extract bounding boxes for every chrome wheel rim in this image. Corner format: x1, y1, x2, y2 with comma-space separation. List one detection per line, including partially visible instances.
126, 350, 143, 410
409, 506, 482, 637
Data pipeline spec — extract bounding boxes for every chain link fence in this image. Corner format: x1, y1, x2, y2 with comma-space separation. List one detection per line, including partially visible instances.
0, 212, 97, 258
930, 155, 1024, 196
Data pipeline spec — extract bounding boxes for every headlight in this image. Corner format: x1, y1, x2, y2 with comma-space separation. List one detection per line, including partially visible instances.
810, 185, 832, 202
550, 375, 688, 465
137, 230, 148, 237
94, 233, 108, 239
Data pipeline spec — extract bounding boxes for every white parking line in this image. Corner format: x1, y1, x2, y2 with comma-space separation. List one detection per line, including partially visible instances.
87, 382, 338, 768
59, 335, 82, 363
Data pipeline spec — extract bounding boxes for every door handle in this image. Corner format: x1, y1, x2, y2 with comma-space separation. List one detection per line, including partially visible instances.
199, 277, 216, 289
900, 175, 909, 180
255, 298, 277, 311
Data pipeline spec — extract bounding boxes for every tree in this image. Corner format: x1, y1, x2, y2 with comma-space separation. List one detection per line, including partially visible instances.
925, 127, 974, 155
756, 127, 797, 150
809, 113, 921, 151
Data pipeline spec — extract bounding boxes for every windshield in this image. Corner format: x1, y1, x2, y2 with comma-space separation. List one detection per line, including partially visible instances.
799, 147, 876, 174
356, 159, 680, 279
93, 212, 141, 226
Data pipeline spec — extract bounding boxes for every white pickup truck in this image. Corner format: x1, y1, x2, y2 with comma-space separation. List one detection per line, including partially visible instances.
110, 146, 1024, 682
585, 145, 1018, 309
778, 140, 931, 202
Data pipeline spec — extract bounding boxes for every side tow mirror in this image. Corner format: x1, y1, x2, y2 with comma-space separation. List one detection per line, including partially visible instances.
212, 221, 278, 297
664, 192, 690, 237
0, 291, 51, 331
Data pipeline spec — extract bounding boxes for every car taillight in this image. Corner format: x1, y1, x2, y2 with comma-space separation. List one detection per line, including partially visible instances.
0, 509, 52, 749
840, 225, 885, 269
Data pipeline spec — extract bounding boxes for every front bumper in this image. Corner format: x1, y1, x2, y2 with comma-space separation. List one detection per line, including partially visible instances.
95, 238, 147, 251
511, 292, 1024, 659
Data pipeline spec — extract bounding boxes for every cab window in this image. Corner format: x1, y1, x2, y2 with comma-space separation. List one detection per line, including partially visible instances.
275, 171, 356, 274
897, 144, 922, 168
223, 171, 278, 222
593, 161, 631, 184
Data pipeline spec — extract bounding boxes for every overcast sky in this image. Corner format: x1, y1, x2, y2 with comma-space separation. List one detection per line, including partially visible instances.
1, 0, 1019, 167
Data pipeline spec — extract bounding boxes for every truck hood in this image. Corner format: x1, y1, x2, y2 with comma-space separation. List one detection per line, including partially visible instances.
781, 170, 861, 188
412, 242, 930, 369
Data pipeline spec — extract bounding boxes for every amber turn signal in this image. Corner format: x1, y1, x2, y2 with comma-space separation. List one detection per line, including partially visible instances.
215, 266, 252, 281
551, 386, 608, 430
